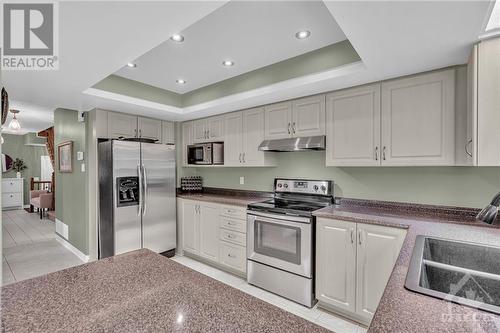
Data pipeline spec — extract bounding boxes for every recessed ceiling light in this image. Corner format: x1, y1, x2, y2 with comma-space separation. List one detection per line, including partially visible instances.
295, 30, 311, 40
126, 62, 137, 68
170, 34, 185, 43
222, 60, 234, 67
176, 79, 186, 85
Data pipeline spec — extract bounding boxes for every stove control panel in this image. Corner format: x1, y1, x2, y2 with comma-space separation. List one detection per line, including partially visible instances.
275, 179, 333, 196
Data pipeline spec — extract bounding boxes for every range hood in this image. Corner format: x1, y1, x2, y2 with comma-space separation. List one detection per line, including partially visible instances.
258, 135, 326, 152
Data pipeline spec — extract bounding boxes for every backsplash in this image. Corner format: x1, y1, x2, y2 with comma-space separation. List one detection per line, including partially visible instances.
180, 151, 500, 209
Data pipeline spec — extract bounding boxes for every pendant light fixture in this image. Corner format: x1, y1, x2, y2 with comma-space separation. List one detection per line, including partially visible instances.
8, 109, 21, 131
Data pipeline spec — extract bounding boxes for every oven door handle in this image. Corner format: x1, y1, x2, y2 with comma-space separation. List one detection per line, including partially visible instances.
247, 211, 311, 224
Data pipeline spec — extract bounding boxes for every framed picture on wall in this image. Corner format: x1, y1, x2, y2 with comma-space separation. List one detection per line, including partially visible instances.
58, 141, 73, 173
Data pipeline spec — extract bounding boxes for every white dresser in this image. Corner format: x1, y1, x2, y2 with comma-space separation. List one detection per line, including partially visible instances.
2, 178, 24, 210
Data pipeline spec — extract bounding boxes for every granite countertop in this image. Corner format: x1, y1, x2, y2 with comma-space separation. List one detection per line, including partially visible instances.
1, 249, 329, 333
313, 200, 500, 333
177, 188, 271, 207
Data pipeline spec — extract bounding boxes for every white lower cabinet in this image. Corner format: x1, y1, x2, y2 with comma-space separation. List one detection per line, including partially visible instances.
179, 199, 247, 276
316, 218, 406, 325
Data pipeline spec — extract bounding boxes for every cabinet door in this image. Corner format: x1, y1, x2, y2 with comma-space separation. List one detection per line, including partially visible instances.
316, 218, 356, 314
292, 95, 326, 137
193, 119, 207, 143
198, 203, 220, 262
242, 107, 265, 166
381, 69, 455, 165
207, 116, 224, 141
465, 45, 478, 166
477, 38, 500, 166
137, 117, 162, 142
107, 112, 137, 139
326, 85, 381, 166
182, 122, 193, 166
181, 200, 199, 254
264, 101, 292, 139
161, 121, 175, 144
356, 224, 406, 323
224, 112, 243, 166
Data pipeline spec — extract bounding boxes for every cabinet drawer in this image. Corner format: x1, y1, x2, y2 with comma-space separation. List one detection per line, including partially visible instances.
2, 192, 22, 207
2, 180, 22, 192
220, 241, 246, 273
220, 229, 246, 247
220, 216, 246, 234
220, 205, 246, 220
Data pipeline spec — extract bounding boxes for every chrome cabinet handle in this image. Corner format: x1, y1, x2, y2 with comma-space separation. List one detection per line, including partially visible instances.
242, 153, 245, 163
227, 234, 234, 239
465, 139, 473, 157
350, 228, 354, 244
382, 146, 387, 161
358, 229, 363, 245
239, 153, 242, 163
287, 122, 291, 135
292, 122, 296, 135
138, 129, 142, 138
134, 128, 138, 138
227, 253, 235, 258
375, 146, 379, 161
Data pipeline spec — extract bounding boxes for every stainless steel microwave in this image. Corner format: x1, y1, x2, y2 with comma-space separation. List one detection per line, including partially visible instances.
188, 143, 224, 165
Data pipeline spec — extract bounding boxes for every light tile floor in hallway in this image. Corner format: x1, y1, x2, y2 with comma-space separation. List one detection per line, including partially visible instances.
2, 209, 84, 286
171, 255, 368, 333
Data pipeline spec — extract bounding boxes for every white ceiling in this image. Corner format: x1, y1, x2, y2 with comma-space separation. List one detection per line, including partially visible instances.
114, 1, 346, 93
2, 1, 494, 125
2, 100, 54, 135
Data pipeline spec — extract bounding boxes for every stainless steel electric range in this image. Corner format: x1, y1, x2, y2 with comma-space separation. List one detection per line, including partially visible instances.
246, 178, 334, 307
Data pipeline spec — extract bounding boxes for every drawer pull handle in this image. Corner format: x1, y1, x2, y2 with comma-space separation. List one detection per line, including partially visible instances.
227, 222, 235, 226
227, 234, 234, 239
227, 253, 236, 258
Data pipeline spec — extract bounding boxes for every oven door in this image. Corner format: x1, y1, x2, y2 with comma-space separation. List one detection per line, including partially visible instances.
188, 144, 212, 164
247, 211, 312, 277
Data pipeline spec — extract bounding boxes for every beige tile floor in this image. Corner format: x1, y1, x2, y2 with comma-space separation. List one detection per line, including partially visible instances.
171, 255, 368, 333
2, 209, 84, 286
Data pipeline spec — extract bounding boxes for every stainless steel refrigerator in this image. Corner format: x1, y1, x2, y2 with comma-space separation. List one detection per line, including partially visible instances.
98, 140, 176, 259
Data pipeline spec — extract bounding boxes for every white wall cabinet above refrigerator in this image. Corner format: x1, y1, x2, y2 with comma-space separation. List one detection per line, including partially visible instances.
107, 111, 164, 143
264, 95, 326, 140
326, 69, 456, 166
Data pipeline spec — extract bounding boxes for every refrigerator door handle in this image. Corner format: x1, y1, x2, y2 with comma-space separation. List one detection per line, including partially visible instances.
137, 164, 143, 217
142, 164, 148, 216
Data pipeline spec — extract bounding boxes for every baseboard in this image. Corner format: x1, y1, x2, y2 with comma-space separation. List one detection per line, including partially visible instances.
55, 234, 90, 263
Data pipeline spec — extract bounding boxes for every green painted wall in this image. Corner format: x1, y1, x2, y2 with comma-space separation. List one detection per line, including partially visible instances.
54, 109, 88, 254
186, 152, 500, 209
93, 40, 360, 108
1, 133, 48, 205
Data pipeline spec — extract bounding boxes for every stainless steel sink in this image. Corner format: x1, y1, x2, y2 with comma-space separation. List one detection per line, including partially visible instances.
405, 236, 500, 314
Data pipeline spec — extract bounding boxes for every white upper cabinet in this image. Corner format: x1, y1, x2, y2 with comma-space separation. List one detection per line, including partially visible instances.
475, 38, 500, 166
161, 121, 175, 144
138, 117, 162, 142
264, 101, 292, 140
182, 121, 193, 166
264, 96, 326, 140
193, 119, 207, 143
224, 112, 243, 166
326, 84, 381, 166
224, 108, 276, 167
355, 223, 406, 323
291, 95, 326, 137
193, 116, 225, 143
207, 116, 224, 141
381, 69, 455, 165
107, 112, 137, 139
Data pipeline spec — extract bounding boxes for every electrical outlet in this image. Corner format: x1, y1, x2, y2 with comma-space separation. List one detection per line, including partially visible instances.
239, 177, 244, 185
